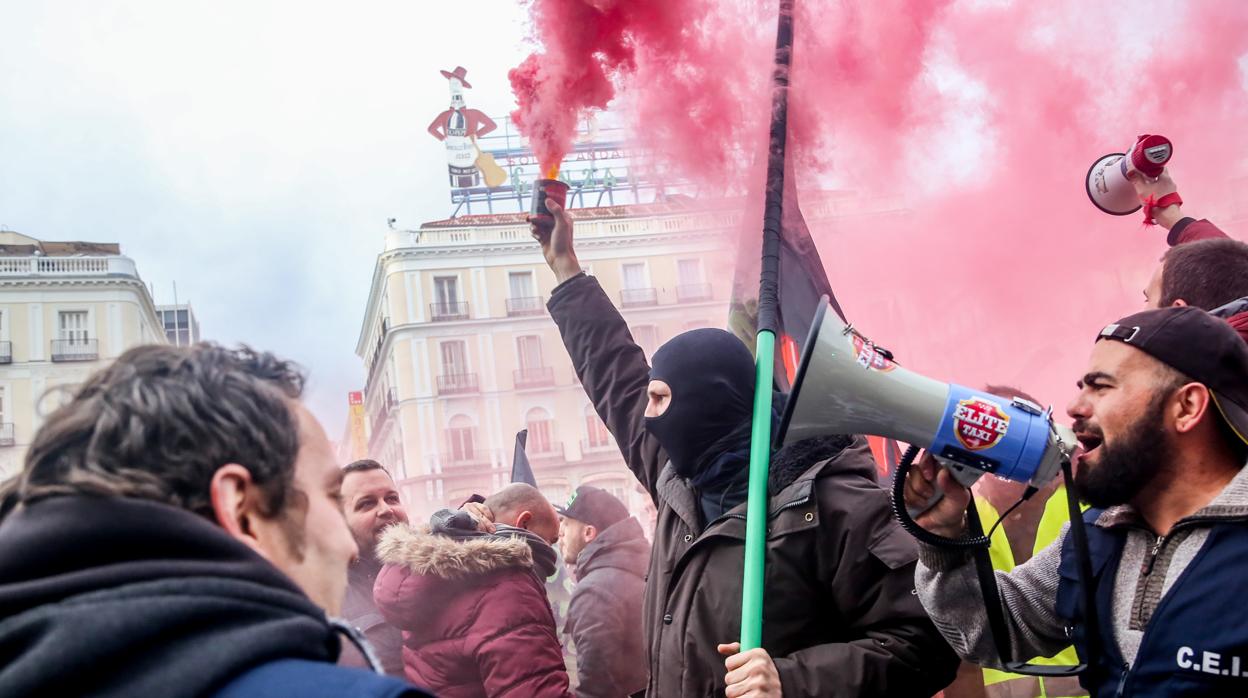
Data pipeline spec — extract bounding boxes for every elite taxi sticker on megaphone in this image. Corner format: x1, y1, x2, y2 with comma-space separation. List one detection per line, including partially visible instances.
851, 334, 896, 373
953, 397, 1011, 452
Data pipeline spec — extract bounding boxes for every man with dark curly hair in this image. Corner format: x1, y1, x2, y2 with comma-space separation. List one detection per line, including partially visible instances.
0, 343, 430, 698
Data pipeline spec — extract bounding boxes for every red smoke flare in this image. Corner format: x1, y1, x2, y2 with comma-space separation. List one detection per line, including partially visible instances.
511, 0, 1248, 415
508, 0, 725, 175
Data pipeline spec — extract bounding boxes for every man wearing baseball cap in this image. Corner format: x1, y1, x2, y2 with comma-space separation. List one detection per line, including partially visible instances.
556, 486, 651, 698
909, 306, 1248, 696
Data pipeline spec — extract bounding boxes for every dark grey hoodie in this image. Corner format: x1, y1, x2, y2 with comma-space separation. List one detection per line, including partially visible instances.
566, 516, 651, 698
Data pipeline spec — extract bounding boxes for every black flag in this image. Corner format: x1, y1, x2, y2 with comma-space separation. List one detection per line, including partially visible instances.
510, 429, 537, 486
729, 159, 843, 390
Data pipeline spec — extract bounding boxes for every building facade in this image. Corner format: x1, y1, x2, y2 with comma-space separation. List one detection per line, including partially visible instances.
0, 231, 166, 478
355, 202, 738, 520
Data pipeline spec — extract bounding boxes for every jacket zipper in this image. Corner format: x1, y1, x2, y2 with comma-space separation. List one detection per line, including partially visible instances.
721, 496, 811, 525
1108, 515, 1247, 694
1143, 534, 1165, 575
1133, 534, 1167, 629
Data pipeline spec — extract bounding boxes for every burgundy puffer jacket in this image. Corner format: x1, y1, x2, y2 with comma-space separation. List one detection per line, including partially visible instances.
374, 524, 573, 698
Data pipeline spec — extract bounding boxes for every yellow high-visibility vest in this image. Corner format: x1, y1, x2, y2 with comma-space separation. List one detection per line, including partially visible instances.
977, 486, 1089, 698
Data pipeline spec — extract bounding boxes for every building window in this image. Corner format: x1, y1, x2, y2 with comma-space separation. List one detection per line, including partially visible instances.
434, 277, 460, 305
59, 311, 89, 343
514, 336, 554, 388
0, 312, 9, 364
440, 340, 469, 376
516, 335, 544, 369
437, 340, 479, 394
597, 479, 628, 503
677, 259, 711, 301
509, 271, 535, 299
53, 311, 96, 362
584, 405, 611, 449
162, 308, 193, 345
0, 387, 11, 446
526, 407, 555, 454
506, 271, 544, 316
677, 259, 703, 285
542, 485, 571, 509
447, 415, 476, 463
631, 325, 659, 359
621, 263, 647, 290
432, 277, 468, 320
620, 263, 657, 307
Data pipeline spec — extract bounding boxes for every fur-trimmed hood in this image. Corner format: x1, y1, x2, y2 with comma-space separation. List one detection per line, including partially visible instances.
372, 522, 574, 697
376, 523, 534, 580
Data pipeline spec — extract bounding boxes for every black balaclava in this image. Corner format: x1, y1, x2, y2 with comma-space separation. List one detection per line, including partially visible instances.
645, 328, 757, 525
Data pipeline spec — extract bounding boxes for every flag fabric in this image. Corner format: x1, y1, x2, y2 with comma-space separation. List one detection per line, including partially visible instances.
510, 429, 537, 486
729, 159, 844, 390
867, 436, 905, 482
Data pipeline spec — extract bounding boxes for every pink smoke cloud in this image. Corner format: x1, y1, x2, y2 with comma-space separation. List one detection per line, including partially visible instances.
508, 0, 727, 174
512, 0, 1248, 411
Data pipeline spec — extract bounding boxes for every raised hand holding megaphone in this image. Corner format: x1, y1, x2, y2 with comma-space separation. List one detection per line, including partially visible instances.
1086, 134, 1174, 216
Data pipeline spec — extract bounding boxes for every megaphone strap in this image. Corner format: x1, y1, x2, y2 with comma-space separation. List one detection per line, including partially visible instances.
969, 461, 1097, 680
1142, 192, 1182, 226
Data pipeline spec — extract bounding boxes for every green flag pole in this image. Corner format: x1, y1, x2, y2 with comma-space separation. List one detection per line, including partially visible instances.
740, 0, 795, 651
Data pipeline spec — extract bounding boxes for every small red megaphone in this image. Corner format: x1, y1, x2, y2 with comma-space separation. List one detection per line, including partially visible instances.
1086, 134, 1173, 215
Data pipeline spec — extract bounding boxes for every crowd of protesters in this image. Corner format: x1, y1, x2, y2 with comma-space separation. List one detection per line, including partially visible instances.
0, 168, 1245, 698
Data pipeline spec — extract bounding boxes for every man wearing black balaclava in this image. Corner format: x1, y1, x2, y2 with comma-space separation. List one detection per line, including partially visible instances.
646, 328, 766, 526
533, 200, 958, 698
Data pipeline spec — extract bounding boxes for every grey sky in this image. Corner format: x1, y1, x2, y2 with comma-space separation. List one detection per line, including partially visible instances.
0, 1, 533, 435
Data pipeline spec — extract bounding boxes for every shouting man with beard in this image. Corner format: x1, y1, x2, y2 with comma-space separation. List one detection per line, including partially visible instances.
908, 306, 1248, 697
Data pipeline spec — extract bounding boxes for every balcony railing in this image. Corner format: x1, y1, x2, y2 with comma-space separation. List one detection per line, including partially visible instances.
580, 437, 615, 453
514, 366, 555, 389
527, 441, 565, 460
430, 302, 470, 321
372, 388, 399, 428
677, 283, 713, 302
437, 373, 480, 395
0, 423, 13, 447
0, 341, 11, 365
425, 452, 504, 478
505, 296, 546, 317
51, 339, 99, 362
0, 256, 138, 279
620, 288, 658, 308
447, 454, 486, 467
395, 210, 745, 250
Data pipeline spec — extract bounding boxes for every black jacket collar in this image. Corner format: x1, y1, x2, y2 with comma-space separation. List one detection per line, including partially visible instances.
0, 496, 340, 697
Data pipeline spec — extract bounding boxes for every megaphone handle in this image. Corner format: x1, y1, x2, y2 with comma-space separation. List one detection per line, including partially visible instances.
891, 446, 993, 549
905, 460, 981, 519
907, 487, 946, 519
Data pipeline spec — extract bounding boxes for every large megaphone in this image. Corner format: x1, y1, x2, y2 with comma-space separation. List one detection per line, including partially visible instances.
777, 299, 1076, 496
1086, 134, 1173, 215
780, 302, 1097, 681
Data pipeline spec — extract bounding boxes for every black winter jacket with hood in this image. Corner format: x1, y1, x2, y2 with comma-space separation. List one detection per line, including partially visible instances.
0, 495, 427, 698
548, 273, 959, 697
